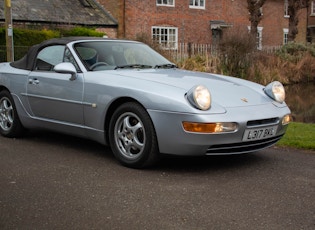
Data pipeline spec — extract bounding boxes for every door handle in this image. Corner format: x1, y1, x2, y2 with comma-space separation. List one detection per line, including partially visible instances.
28, 78, 40, 85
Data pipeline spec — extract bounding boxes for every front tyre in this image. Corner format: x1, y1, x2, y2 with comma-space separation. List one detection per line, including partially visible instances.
109, 102, 159, 168
0, 90, 25, 137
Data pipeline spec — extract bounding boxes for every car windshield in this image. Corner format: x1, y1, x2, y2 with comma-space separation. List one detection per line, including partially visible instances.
73, 41, 174, 71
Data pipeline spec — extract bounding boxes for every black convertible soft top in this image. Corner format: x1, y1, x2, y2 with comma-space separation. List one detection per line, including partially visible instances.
10, 37, 108, 70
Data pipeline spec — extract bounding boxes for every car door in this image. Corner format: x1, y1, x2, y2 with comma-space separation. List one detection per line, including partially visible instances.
26, 45, 84, 125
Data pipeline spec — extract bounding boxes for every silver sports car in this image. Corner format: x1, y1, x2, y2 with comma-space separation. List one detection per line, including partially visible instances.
0, 37, 291, 168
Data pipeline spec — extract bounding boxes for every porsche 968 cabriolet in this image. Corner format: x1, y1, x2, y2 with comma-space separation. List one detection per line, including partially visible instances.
0, 37, 291, 168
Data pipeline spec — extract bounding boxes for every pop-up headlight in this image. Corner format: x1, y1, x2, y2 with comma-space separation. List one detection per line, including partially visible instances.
187, 85, 211, 110
264, 81, 285, 103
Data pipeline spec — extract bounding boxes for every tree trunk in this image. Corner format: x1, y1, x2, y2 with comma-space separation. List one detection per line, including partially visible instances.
247, 0, 266, 38
287, 0, 310, 42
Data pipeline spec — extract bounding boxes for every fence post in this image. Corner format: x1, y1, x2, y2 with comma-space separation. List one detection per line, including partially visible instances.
4, 0, 14, 62
188, 42, 192, 58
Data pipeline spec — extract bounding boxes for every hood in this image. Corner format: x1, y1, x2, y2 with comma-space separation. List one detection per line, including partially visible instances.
112, 68, 270, 108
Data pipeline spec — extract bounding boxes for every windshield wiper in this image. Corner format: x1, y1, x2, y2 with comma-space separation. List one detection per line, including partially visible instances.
154, 63, 177, 69
114, 64, 153, 70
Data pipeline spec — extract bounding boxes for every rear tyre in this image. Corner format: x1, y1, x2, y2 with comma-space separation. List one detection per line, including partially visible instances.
109, 102, 159, 168
0, 90, 25, 137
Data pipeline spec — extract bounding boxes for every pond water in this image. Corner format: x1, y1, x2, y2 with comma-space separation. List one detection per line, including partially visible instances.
285, 83, 315, 123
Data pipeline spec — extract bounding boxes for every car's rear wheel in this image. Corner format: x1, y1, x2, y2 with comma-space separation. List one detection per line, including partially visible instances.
109, 102, 159, 168
0, 90, 25, 137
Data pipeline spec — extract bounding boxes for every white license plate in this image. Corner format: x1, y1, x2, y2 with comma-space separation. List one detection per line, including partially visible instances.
242, 125, 278, 141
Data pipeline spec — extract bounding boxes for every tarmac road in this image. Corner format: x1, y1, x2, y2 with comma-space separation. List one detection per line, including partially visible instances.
0, 131, 314, 230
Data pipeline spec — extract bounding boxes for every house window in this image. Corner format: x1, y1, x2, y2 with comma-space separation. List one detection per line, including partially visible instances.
189, 0, 205, 9
311, 1, 315, 15
284, 0, 289, 17
156, 0, 174, 6
283, 28, 289, 44
152, 26, 178, 49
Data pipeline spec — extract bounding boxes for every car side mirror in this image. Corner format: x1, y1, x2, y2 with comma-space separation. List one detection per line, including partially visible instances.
54, 62, 77, 81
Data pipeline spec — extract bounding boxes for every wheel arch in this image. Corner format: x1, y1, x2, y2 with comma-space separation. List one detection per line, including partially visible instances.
105, 97, 160, 168
0, 88, 26, 137
0, 85, 10, 93
104, 97, 147, 144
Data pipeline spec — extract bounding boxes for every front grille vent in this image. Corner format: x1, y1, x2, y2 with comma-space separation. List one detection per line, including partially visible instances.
206, 135, 283, 154
247, 117, 279, 127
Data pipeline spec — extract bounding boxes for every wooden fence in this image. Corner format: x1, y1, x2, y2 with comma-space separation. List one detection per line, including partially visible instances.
164, 43, 281, 61
162, 43, 219, 61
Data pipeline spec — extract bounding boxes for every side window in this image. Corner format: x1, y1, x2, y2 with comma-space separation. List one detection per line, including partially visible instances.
64, 48, 80, 72
35, 45, 65, 71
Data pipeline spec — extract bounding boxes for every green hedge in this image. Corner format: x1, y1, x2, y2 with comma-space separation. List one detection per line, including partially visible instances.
13, 29, 60, 46
60, 27, 105, 38
0, 27, 104, 46
0, 27, 105, 61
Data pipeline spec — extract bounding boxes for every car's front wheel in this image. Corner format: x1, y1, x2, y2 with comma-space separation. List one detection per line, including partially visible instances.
109, 102, 159, 168
0, 90, 25, 137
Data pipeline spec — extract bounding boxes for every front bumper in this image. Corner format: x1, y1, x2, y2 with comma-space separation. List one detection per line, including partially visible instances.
148, 103, 290, 156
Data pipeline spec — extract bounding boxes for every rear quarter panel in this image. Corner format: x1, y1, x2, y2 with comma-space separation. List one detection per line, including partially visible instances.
0, 63, 32, 120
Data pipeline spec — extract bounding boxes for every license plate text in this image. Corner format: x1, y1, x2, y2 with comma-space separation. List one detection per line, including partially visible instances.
242, 126, 278, 141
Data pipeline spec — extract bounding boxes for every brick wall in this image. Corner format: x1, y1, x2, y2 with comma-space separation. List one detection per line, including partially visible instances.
259, 0, 289, 46
96, 28, 117, 38
260, 1, 307, 45
125, 0, 225, 43
97, 0, 124, 37
97, 0, 308, 46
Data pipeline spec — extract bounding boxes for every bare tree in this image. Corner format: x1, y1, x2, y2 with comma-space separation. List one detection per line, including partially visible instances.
247, 0, 267, 36
288, 0, 310, 42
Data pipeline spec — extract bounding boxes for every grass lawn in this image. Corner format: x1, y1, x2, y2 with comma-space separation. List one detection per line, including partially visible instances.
277, 122, 315, 150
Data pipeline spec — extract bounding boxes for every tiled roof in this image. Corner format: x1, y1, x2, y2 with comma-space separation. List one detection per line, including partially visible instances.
0, 0, 117, 26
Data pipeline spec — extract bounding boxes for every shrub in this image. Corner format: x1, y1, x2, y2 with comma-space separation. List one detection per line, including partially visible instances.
218, 27, 256, 78
13, 29, 60, 47
0, 27, 104, 46
177, 55, 221, 73
0, 27, 105, 61
276, 42, 315, 62
60, 27, 104, 37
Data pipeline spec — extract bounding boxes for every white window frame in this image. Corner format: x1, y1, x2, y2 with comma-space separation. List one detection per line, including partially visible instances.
156, 0, 175, 7
152, 26, 178, 50
283, 28, 289, 44
257, 27, 263, 50
189, 0, 205, 9
248, 26, 263, 50
311, 1, 315, 16
284, 0, 290, 18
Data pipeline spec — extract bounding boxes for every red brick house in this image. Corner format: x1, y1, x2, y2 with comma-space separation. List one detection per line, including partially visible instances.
98, 0, 309, 49
1, 0, 311, 48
